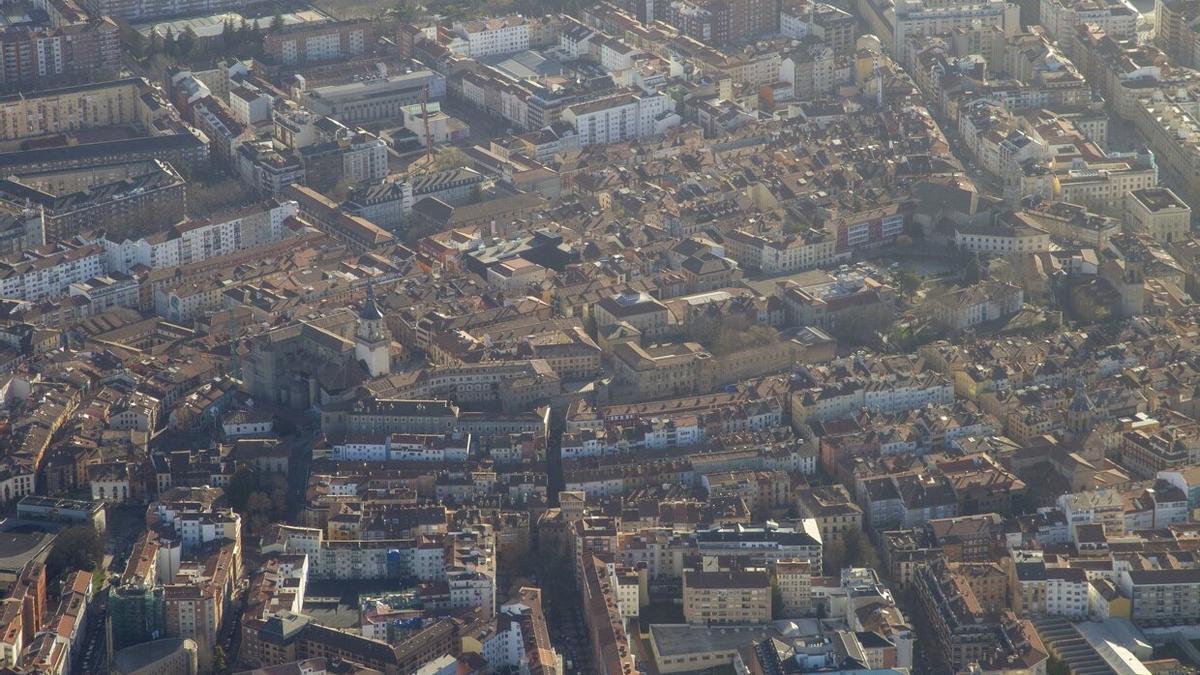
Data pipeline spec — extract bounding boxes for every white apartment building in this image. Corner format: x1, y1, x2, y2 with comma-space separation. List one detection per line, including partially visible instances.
448, 568, 496, 621
329, 437, 390, 461
330, 433, 469, 463
954, 220, 1052, 256
865, 0, 1020, 56
594, 35, 642, 72
930, 280, 1025, 331
558, 18, 597, 58
346, 180, 413, 229
1040, 0, 1138, 42
481, 607, 526, 670
451, 16, 530, 57
781, 3, 812, 39
1058, 489, 1125, 537
1054, 160, 1157, 216
0, 243, 104, 302
343, 133, 389, 184
1132, 92, 1200, 207
175, 511, 242, 553
0, 612, 23, 669
0, 467, 35, 503
103, 201, 298, 273
957, 102, 1050, 186
68, 273, 139, 313
862, 375, 955, 413
230, 86, 273, 126
563, 91, 677, 146
110, 392, 160, 433
725, 229, 839, 274
1118, 569, 1200, 623
221, 411, 273, 437
1044, 568, 1089, 618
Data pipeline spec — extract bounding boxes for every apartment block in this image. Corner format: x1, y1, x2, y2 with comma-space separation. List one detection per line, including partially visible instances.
0, 160, 186, 243
0, 78, 146, 142
683, 567, 772, 625
0, 11, 120, 91
562, 90, 676, 145
1118, 569, 1200, 624
264, 20, 376, 65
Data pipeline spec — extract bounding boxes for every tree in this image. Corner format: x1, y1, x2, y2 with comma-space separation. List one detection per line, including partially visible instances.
328, 177, 355, 203
148, 30, 164, 57
237, 17, 250, 46
392, 1, 421, 21
896, 269, 922, 296
226, 466, 257, 511
221, 18, 238, 52
214, 645, 230, 674
186, 177, 256, 218
246, 491, 273, 515
1047, 655, 1070, 675
771, 582, 786, 620
963, 254, 982, 286
427, 147, 470, 172
176, 27, 198, 60
840, 529, 879, 570
823, 529, 879, 574
229, 468, 291, 538
91, 563, 107, 594
824, 537, 846, 572
47, 526, 104, 581
271, 12, 286, 31
125, 28, 147, 59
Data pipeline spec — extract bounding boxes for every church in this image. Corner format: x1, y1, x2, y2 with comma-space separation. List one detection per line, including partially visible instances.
242, 284, 398, 409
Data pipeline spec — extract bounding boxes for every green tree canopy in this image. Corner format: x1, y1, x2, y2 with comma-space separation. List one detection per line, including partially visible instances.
47, 526, 104, 581
896, 269, 922, 295
964, 254, 982, 286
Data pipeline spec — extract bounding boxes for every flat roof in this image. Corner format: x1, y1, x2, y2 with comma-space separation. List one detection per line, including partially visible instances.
650, 623, 777, 658
0, 77, 142, 105
112, 637, 196, 673
17, 495, 103, 513
1129, 187, 1189, 213
307, 70, 438, 101
0, 529, 54, 574
135, 9, 328, 38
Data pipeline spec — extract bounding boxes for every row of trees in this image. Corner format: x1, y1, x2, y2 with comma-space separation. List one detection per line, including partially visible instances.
124, 14, 286, 63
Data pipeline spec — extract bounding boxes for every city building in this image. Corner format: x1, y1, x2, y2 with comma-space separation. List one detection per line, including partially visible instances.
682, 565, 772, 625
1125, 187, 1192, 243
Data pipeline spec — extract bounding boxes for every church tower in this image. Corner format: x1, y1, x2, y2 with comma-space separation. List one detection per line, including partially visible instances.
355, 282, 391, 378
1066, 380, 1095, 435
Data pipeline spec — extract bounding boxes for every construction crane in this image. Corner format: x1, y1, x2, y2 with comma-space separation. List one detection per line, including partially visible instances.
228, 307, 242, 382
419, 83, 435, 169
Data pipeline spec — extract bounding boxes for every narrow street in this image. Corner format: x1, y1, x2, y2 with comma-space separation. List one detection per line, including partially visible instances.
531, 546, 592, 675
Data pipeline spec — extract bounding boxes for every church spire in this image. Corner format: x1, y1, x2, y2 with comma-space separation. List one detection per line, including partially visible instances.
360, 278, 384, 322
356, 278, 390, 378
